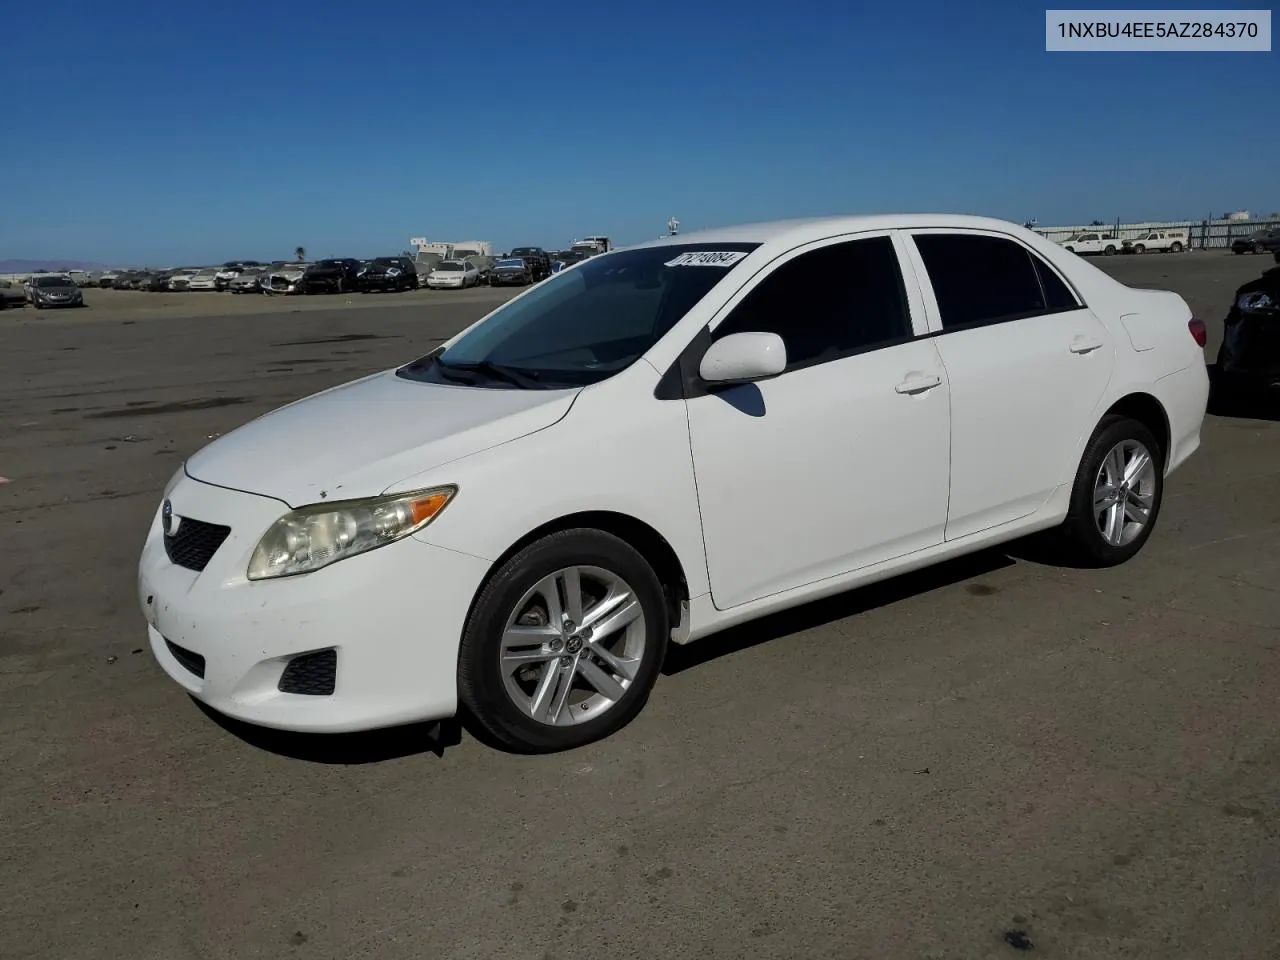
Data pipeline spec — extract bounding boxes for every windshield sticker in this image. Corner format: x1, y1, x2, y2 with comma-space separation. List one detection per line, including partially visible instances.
664, 250, 749, 268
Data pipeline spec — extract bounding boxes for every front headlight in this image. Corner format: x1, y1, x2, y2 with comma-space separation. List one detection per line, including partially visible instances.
1238, 291, 1275, 314
246, 485, 457, 581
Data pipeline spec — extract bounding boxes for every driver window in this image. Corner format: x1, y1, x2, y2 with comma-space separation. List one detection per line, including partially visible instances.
713, 236, 913, 371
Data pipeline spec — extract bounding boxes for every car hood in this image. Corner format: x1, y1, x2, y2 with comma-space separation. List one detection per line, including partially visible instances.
270, 268, 306, 281
183, 368, 580, 507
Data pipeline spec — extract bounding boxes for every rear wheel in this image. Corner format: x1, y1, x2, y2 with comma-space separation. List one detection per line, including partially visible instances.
1170, 241, 1183, 253
1104, 244, 1117, 255
457, 529, 670, 753
1054, 415, 1163, 567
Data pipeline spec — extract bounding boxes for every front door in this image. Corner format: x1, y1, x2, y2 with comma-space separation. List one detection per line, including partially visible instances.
904, 230, 1116, 540
683, 233, 953, 610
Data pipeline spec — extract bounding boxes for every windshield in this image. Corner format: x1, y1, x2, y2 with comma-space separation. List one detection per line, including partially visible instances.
496, 259, 525, 268
435, 262, 464, 271
34, 276, 75, 288
511, 248, 539, 256
398, 242, 761, 389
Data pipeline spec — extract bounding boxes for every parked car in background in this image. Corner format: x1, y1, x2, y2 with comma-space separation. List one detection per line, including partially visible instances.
1121, 230, 1188, 254
28, 274, 85, 309
229, 269, 266, 293
1059, 232, 1122, 256
98, 270, 120, 288
146, 272, 175, 292
137, 213, 1209, 753
302, 258, 362, 294
264, 263, 311, 295
1231, 228, 1280, 255
509, 246, 551, 281
0, 280, 30, 309
550, 249, 588, 273
489, 257, 534, 286
112, 271, 142, 289
168, 269, 200, 291
187, 268, 221, 291
359, 257, 418, 293
425, 259, 480, 289
1215, 262, 1280, 405
452, 246, 495, 283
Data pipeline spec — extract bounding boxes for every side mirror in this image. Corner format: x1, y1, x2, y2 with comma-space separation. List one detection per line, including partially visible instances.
699, 331, 787, 385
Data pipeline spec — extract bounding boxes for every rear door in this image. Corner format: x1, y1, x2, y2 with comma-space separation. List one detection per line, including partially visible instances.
900, 229, 1115, 541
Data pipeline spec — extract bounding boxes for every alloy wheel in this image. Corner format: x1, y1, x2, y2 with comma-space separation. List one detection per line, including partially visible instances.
498, 565, 646, 726
1093, 439, 1157, 546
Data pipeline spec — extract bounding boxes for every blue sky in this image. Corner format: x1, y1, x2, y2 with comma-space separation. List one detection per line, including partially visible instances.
1, 0, 1275, 265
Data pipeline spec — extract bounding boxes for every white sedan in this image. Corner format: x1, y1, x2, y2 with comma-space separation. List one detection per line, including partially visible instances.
425, 259, 480, 289
138, 214, 1209, 753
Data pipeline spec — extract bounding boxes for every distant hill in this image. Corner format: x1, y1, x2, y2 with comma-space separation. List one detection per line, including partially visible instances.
0, 259, 115, 273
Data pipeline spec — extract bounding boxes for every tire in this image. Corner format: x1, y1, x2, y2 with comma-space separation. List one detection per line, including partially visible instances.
1170, 242, 1183, 253
1054, 415, 1164, 567
1064, 246, 1075, 253
1104, 245, 1116, 255
457, 528, 670, 753
1132, 244, 1145, 254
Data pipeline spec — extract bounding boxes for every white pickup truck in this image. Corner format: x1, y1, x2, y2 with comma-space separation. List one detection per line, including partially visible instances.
1121, 229, 1189, 254
1058, 231, 1123, 256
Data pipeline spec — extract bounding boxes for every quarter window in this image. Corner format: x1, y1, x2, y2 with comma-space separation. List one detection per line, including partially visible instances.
913, 233, 1078, 330
713, 235, 913, 369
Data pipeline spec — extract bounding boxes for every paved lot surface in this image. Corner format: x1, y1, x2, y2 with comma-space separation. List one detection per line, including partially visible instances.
2, 251, 1278, 960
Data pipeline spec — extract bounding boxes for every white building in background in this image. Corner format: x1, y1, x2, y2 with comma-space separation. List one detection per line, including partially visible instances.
409, 238, 493, 258
1225, 211, 1250, 221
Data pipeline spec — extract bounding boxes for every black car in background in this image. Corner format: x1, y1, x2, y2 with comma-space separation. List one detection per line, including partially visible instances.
303, 258, 363, 293
1231, 228, 1280, 256
1215, 259, 1280, 407
549, 249, 588, 273
145, 272, 174, 291
508, 246, 551, 281
358, 256, 417, 292
29, 274, 85, 309
489, 257, 534, 286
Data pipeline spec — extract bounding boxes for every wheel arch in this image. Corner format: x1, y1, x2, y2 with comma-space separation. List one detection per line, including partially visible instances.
1102, 392, 1171, 468
462, 510, 692, 640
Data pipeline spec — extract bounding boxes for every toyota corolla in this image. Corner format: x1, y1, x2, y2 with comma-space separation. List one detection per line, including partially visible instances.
139, 214, 1209, 753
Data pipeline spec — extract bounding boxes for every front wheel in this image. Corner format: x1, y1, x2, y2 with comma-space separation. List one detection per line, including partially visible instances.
1170, 242, 1183, 253
1132, 244, 1145, 254
1054, 415, 1163, 567
1104, 245, 1116, 255
457, 529, 670, 753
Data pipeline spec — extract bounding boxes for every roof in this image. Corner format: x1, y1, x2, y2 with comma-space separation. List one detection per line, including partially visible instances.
625, 213, 1035, 249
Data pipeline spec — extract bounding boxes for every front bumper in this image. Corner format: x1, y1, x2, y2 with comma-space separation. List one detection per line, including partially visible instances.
360, 276, 406, 290
138, 472, 492, 733
34, 297, 82, 308
427, 278, 465, 288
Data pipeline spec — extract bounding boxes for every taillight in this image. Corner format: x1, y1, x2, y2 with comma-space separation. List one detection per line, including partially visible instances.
1188, 318, 1207, 347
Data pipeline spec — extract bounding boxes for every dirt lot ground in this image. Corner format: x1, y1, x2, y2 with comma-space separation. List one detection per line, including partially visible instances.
2, 251, 1278, 960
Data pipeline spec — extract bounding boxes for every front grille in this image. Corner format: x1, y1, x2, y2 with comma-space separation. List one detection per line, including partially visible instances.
164, 518, 231, 572
165, 639, 206, 678
278, 649, 337, 696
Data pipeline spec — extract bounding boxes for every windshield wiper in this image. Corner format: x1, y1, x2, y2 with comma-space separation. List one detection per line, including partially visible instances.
435, 357, 543, 389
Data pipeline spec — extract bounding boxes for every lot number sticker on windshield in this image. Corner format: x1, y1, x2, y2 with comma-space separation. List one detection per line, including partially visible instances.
664, 251, 749, 267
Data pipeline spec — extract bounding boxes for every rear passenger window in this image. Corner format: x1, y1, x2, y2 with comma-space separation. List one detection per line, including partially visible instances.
1032, 255, 1081, 313
913, 233, 1077, 330
715, 235, 912, 369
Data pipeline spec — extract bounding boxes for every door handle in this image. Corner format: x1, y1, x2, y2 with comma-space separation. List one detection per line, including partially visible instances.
1070, 337, 1104, 354
895, 373, 943, 395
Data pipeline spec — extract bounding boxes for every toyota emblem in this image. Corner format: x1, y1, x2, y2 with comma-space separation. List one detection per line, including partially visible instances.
161, 499, 174, 535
